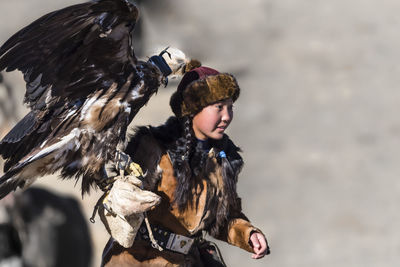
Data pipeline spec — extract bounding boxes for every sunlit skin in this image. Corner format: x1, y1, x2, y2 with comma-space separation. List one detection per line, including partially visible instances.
192, 99, 234, 141
192, 98, 269, 258
250, 232, 269, 259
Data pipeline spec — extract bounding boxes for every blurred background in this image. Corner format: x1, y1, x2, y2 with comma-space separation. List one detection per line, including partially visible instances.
1, 0, 400, 266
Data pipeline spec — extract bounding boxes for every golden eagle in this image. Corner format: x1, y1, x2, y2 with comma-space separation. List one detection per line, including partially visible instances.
0, 0, 196, 197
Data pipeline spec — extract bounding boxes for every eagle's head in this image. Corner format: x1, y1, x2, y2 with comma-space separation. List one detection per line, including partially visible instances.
157, 47, 201, 80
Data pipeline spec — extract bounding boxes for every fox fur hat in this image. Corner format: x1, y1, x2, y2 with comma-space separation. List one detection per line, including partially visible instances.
170, 66, 240, 117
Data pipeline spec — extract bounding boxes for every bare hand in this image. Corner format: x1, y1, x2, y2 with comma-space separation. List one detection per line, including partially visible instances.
249, 231, 270, 259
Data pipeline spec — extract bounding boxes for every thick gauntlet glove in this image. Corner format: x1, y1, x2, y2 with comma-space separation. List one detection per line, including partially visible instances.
99, 163, 161, 248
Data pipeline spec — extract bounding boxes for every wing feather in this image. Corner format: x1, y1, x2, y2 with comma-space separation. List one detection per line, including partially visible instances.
0, 111, 38, 144
0, 110, 51, 172
0, 0, 139, 110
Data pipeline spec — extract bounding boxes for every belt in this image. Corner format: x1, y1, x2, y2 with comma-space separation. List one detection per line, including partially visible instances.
137, 223, 198, 255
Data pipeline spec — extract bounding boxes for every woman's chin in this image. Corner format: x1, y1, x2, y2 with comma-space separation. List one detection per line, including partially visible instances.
210, 132, 224, 140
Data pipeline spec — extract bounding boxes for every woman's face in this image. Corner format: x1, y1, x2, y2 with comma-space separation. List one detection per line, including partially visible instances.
192, 98, 234, 140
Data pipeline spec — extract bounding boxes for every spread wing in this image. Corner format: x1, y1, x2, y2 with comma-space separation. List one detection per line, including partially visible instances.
0, 0, 139, 111
0, 0, 144, 189
0, 0, 195, 198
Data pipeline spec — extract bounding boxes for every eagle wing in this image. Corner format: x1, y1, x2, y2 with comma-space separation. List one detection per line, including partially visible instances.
0, 0, 140, 169
0, 0, 157, 196
0, 0, 195, 198
0, 0, 138, 111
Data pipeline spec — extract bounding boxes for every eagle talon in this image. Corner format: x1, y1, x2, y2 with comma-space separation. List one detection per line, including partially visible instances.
115, 150, 133, 173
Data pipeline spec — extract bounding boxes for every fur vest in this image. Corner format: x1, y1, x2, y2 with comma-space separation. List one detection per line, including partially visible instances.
126, 117, 260, 247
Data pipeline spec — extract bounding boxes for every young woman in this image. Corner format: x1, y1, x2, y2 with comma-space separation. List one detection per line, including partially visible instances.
102, 66, 269, 266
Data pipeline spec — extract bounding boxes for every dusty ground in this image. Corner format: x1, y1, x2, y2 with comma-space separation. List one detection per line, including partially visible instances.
2, 0, 400, 266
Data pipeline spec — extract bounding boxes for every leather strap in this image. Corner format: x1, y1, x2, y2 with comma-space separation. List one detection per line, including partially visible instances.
137, 223, 196, 255
149, 55, 172, 77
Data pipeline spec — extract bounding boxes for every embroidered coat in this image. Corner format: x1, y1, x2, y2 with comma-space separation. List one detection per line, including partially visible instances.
102, 117, 264, 266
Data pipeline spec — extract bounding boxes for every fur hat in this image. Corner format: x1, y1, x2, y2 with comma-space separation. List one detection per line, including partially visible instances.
170, 66, 240, 117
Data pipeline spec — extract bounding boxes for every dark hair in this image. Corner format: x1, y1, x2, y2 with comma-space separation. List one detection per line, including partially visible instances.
168, 116, 195, 210
164, 117, 242, 218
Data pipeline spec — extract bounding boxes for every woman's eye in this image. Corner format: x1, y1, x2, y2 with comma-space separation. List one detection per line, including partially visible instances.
215, 104, 223, 111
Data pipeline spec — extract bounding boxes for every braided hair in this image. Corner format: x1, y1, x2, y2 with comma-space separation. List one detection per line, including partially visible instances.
169, 116, 194, 210
162, 117, 241, 215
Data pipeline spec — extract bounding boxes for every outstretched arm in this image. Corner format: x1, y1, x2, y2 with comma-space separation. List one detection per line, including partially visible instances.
210, 200, 270, 259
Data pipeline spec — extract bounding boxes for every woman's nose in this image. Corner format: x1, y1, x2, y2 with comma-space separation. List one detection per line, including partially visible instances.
222, 106, 233, 122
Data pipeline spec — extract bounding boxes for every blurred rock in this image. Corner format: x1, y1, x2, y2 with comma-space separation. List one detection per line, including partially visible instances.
0, 187, 92, 267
